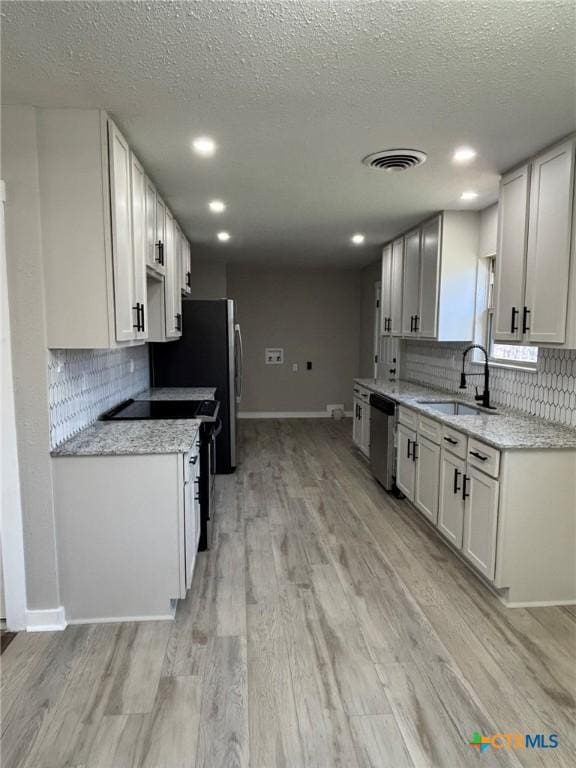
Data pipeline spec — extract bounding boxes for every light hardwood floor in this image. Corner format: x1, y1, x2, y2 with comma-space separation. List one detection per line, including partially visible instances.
2, 419, 575, 767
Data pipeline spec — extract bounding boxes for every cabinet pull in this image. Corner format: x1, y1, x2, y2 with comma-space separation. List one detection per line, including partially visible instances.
443, 436, 458, 445
412, 441, 418, 461
413, 315, 419, 332
133, 303, 140, 329
522, 306, 531, 334
139, 304, 145, 333
189, 454, 198, 465
410, 315, 414, 332
175, 313, 182, 331
453, 468, 461, 494
510, 306, 519, 333
186, 271, 191, 288
156, 240, 164, 265
406, 438, 412, 459
469, 450, 488, 462
462, 474, 470, 500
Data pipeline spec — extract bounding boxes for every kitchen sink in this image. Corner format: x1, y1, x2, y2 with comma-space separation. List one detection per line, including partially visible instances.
418, 400, 499, 416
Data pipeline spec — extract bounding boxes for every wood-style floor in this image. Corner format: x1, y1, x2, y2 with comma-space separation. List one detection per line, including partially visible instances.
2, 419, 575, 768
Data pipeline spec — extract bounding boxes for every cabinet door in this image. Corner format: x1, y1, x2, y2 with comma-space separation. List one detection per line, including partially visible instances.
396, 424, 416, 500
182, 238, 192, 295
130, 154, 148, 340
145, 178, 164, 274
414, 435, 440, 524
390, 236, 404, 335
164, 210, 182, 338
524, 139, 575, 344
462, 466, 499, 581
361, 407, 371, 457
380, 243, 392, 335
184, 454, 200, 589
352, 400, 362, 447
493, 165, 530, 342
108, 121, 136, 342
401, 228, 421, 335
156, 196, 166, 271
438, 450, 466, 547
418, 216, 440, 338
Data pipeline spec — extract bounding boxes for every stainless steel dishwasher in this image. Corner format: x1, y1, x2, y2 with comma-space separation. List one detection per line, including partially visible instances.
369, 393, 396, 491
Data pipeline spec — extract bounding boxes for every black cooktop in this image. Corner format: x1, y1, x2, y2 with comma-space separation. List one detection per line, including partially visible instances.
100, 399, 219, 421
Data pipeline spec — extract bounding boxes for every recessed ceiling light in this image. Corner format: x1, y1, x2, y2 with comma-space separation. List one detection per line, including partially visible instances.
209, 200, 226, 213
460, 191, 479, 201
351, 234, 365, 245
217, 231, 230, 242
453, 147, 477, 163
192, 136, 216, 157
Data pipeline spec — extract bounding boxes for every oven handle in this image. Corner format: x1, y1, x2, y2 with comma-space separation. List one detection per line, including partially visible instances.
212, 418, 223, 439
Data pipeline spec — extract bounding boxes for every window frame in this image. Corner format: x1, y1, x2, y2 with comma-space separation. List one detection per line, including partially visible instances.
473, 256, 538, 371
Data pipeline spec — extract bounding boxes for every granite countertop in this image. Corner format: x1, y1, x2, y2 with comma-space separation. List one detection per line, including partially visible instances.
354, 378, 576, 450
137, 387, 217, 401
51, 419, 201, 457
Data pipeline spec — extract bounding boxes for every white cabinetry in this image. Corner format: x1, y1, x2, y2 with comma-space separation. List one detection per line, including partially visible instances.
181, 236, 192, 295
352, 384, 371, 458
164, 209, 182, 339
398, 212, 479, 341
129, 154, 148, 340
53, 441, 201, 622
438, 450, 466, 547
381, 237, 403, 336
396, 423, 416, 499
462, 466, 499, 580
494, 136, 576, 347
38, 108, 189, 348
413, 434, 440, 524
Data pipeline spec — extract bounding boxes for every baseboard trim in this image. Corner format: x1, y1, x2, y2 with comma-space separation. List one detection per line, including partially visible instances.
26, 606, 67, 632
499, 597, 576, 609
239, 411, 353, 419
66, 613, 175, 625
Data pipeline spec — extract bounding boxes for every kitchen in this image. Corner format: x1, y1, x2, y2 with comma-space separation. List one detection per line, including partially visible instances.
1, 2, 575, 767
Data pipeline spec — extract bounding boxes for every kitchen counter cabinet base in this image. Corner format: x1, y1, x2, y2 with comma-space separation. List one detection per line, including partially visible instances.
53, 453, 187, 623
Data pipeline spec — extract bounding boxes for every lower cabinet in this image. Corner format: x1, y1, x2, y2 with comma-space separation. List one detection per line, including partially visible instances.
414, 435, 440, 524
438, 450, 466, 547
462, 465, 499, 581
53, 441, 200, 623
396, 423, 416, 499
353, 385, 371, 458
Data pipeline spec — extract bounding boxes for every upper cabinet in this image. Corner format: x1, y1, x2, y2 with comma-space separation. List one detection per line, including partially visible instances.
494, 136, 576, 347
181, 236, 192, 296
381, 237, 403, 336
384, 212, 479, 342
37, 109, 190, 348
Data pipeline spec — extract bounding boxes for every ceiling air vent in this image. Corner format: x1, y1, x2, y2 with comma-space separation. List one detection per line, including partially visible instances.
362, 149, 427, 172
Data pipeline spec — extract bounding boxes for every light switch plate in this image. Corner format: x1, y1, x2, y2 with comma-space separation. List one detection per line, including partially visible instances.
265, 348, 284, 365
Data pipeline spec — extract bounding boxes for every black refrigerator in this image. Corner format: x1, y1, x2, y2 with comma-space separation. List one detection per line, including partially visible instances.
149, 299, 242, 473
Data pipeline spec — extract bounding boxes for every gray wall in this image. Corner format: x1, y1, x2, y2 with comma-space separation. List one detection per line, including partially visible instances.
227, 265, 361, 413
359, 260, 381, 378
189, 259, 227, 299
2, 105, 61, 611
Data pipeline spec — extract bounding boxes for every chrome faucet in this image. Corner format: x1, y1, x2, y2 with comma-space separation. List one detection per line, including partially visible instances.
459, 344, 495, 410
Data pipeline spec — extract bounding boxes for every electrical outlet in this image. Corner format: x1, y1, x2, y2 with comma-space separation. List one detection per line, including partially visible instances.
292, 363, 298, 372
326, 403, 344, 416
265, 348, 284, 365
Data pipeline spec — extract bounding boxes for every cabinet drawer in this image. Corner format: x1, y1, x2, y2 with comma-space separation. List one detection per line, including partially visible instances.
441, 426, 467, 458
398, 406, 418, 430
418, 415, 441, 444
353, 385, 371, 403
467, 439, 500, 479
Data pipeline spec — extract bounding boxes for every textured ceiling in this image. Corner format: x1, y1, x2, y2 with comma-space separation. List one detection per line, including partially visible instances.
3, 0, 575, 265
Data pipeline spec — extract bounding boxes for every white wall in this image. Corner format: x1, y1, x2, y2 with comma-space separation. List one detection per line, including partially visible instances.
2, 106, 61, 611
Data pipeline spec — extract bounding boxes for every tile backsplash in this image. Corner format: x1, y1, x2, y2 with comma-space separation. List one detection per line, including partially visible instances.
402, 341, 576, 429
48, 346, 150, 448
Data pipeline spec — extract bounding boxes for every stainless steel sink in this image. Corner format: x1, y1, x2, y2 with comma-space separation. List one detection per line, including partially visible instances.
418, 400, 499, 416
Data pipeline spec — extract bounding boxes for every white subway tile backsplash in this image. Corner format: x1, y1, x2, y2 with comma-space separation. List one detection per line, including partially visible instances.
402, 341, 576, 429
48, 346, 149, 448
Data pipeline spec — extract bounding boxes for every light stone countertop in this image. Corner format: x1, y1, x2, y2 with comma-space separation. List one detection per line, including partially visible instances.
136, 387, 217, 400
51, 419, 201, 457
355, 378, 576, 450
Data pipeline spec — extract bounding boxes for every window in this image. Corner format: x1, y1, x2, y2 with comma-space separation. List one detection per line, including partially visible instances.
483, 257, 538, 367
